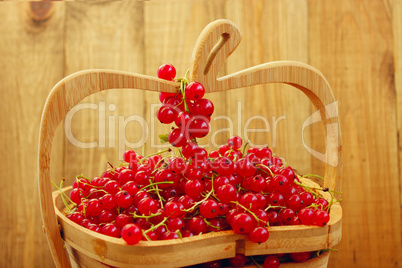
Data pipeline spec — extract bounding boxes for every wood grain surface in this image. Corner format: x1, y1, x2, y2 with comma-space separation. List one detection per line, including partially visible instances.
0, 1, 400, 268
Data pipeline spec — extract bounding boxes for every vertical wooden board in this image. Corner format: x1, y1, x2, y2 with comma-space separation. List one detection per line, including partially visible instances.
0, 2, 65, 268
144, 0, 228, 152
61, 1, 145, 184
225, 0, 312, 174
393, 0, 402, 254
308, 1, 401, 267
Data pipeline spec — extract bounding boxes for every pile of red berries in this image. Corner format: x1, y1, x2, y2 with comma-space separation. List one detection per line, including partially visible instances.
59, 64, 335, 266
156, 63, 214, 147
64, 134, 331, 246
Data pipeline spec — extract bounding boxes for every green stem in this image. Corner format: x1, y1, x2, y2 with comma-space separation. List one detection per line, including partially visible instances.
145, 217, 168, 232
256, 164, 274, 177
302, 174, 325, 181
250, 256, 263, 268
139, 181, 174, 192
232, 201, 267, 226
242, 140, 250, 156
140, 148, 172, 164
51, 180, 76, 206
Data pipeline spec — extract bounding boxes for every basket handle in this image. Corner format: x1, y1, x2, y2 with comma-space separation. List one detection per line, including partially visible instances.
189, 19, 342, 191
38, 71, 180, 267
39, 20, 341, 268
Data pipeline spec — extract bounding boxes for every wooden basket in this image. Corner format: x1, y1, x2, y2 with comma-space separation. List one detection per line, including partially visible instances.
39, 19, 342, 268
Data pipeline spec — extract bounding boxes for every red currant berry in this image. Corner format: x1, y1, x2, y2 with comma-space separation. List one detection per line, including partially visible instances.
228, 136, 242, 150
263, 255, 280, 268
115, 213, 134, 229
157, 63, 176, 81
137, 197, 158, 216
195, 98, 214, 117
157, 106, 176, 124
289, 252, 311, 263
216, 184, 238, 204
231, 213, 256, 234
185, 82, 205, 101
101, 223, 121, 238
116, 190, 133, 208
186, 216, 207, 234
121, 223, 142, 245
249, 226, 269, 243
200, 199, 219, 219
168, 128, 187, 147
86, 199, 103, 216
228, 254, 248, 267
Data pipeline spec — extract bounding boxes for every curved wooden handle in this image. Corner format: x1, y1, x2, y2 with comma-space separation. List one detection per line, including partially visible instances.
38, 70, 179, 268
189, 20, 342, 193
39, 20, 342, 268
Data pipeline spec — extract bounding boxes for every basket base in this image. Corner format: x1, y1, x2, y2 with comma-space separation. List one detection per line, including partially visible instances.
65, 243, 330, 268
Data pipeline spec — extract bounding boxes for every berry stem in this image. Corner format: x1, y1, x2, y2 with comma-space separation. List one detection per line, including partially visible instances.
302, 174, 325, 181
51, 180, 76, 208
250, 256, 263, 268
140, 148, 172, 164
231, 201, 268, 226
145, 217, 168, 232
264, 204, 286, 211
132, 211, 162, 219
256, 164, 274, 177
139, 181, 174, 192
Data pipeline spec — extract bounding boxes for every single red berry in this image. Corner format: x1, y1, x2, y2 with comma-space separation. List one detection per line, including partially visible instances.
236, 158, 257, 177
289, 252, 312, 263
182, 142, 198, 158
188, 118, 210, 138
88, 224, 102, 234
99, 209, 117, 224
67, 212, 84, 224
216, 184, 238, 204
203, 260, 222, 268
298, 208, 315, 225
186, 216, 207, 234
117, 169, 135, 185
263, 255, 280, 268
314, 209, 330, 226
279, 208, 296, 225
116, 190, 133, 208
121, 224, 142, 245
184, 179, 204, 199
185, 82, 205, 101
166, 217, 184, 232
228, 136, 242, 150
200, 199, 219, 219
157, 63, 176, 80
101, 223, 121, 238
239, 192, 259, 210
115, 213, 134, 229
137, 197, 158, 216
168, 128, 187, 147
249, 226, 269, 243
229, 254, 248, 267
195, 98, 214, 117
164, 201, 185, 218
86, 199, 103, 216
231, 213, 256, 234
123, 150, 136, 163
157, 106, 177, 124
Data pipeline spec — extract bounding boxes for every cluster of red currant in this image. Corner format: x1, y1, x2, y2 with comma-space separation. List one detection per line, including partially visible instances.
63, 134, 332, 246
157, 64, 214, 147
58, 64, 336, 267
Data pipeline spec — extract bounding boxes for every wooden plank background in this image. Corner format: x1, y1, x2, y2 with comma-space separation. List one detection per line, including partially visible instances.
0, 0, 400, 267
